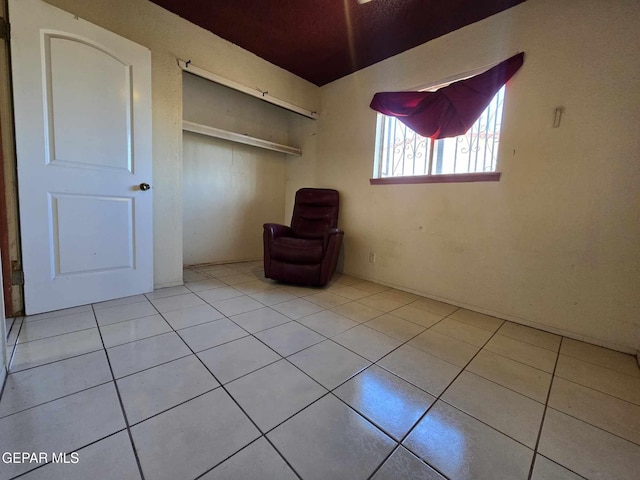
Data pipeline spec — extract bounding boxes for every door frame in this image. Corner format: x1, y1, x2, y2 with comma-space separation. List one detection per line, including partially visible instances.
0, 3, 23, 318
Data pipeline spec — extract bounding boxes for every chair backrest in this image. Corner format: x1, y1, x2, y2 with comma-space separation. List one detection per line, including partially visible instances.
290, 188, 339, 238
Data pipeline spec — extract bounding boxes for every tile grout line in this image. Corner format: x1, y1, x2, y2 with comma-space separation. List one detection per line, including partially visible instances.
8, 324, 104, 347
366, 316, 504, 480
7, 429, 131, 480
144, 298, 306, 480
11, 266, 634, 479
526, 336, 564, 480
556, 351, 640, 379
186, 268, 640, 474
0, 377, 114, 420
90, 304, 147, 480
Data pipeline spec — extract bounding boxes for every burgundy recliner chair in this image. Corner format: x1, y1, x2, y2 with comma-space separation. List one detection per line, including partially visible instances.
263, 188, 344, 287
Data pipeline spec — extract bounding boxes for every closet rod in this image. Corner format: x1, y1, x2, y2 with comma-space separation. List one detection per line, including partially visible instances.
178, 59, 319, 120
183, 120, 302, 156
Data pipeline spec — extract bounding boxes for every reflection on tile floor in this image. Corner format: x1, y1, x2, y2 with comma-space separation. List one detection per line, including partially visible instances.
2, 261, 639, 480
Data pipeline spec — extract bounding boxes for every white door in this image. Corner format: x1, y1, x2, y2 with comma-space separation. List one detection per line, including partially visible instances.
10, 0, 153, 315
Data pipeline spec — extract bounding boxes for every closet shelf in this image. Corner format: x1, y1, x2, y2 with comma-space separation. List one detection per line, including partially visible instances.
182, 120, 302, 157
178, 60, 319, 120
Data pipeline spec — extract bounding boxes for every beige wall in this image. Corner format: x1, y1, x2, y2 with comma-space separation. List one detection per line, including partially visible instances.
182, 73, 290, 265
40, 0, 319, 286
313, 0, 640, 352
25, 0, 640, 354
182, 132, 287, 265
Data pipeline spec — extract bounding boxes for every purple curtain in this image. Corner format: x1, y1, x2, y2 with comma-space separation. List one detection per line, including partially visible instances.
370, 52, 524, 139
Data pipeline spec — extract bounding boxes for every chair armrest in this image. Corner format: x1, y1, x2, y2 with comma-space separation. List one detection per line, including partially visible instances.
263, 223, 292, 242
322, 228, 344, 250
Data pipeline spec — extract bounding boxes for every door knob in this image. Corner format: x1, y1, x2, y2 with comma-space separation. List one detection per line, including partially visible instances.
139, 183, 151, 191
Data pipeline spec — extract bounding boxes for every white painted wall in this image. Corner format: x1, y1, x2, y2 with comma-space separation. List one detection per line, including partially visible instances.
182, 132, 286, 264
313, 0, 640, 352
40, 0, 319, 286
182, 73, 310, 265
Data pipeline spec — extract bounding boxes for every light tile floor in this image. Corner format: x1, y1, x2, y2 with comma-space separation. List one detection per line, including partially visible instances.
1, 261, 639, 480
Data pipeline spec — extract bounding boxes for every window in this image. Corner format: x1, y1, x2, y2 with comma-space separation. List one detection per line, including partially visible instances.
372, 85, 505, 182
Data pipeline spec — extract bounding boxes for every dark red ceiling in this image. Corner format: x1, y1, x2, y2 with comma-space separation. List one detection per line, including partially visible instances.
151, 0, 526, 86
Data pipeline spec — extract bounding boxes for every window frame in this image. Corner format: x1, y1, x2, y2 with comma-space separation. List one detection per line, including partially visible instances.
370, 63, 507, 185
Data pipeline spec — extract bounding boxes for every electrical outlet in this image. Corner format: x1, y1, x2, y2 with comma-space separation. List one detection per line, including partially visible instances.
369, 252, 376, 263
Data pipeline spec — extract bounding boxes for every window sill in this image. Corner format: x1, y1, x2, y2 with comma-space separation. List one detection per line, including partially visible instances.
369, 172, 501, 185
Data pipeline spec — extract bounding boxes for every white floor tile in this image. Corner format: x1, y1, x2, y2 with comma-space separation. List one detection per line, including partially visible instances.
150, 293, 205, 313
442, 371, 545, 448
178, 318, 248, 352
530, 454, 583, 480
161, 304, 225, 330
197, 336, 281, 384
331, 301, 384, 323
20, 431, 141, 480
210, 295, 264, 316
254, 322, 325, 356
296, 310, 359, 337
270, 298, 325, 320
248, 288, 297, 306
378, 344, 461, 397
404, 401, 533, 480
538, 408, 640, 480
485, 334, 557, 373
372, 447, 446, 480
107, 332, 191, 378
560, 337, 640, 377
555, 354, 640, 405
226, 360, 326, 432
131, 389, 260, 480
145, 285, 191, 300
99, 314, 172, 348
467, 350, 552, 403
93, 294, 147, 310
357, 294, 406, 313
332, 325, 402, 362
0, 351, 111, 417
16, 311, 96, 343
11, 328, 103, 372
23, 305, 93, 323
288, 340, 370, 389
389, 305, 443, 328
548, 377, 640, 444
365, 314, 426, 341
409, 297, 458, 316
407, 329, 479, 367
335, 365, 435, 440
430, 317, 493, 347
0, 383, 126, 479
230, 307, 291, 333
117, 355, 219, 424
7, 262, 638, 480
498, 322, 561, 352
268, 394, 395, 480
184, 278, 225, 292
95, 302, 157, 326
447, 308, 504, 332
305, 291, 351, 309
196, 286, 245, 303
200, 437, 298, 480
